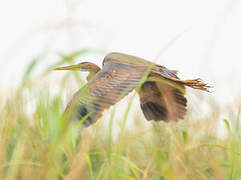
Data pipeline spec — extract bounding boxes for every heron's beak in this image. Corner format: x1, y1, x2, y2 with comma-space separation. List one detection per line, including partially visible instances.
54, 64, 81, 71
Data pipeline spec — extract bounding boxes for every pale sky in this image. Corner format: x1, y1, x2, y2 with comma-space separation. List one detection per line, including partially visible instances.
0, 0, 241, 107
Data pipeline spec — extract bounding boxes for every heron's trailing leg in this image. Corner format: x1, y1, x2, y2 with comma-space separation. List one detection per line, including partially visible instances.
169, 77, 212, 92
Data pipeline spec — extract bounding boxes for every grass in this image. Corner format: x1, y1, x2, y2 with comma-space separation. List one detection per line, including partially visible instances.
0, 51, 241, 180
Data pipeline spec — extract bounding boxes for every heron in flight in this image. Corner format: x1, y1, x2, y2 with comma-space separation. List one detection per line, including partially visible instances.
55, 52, 210, 127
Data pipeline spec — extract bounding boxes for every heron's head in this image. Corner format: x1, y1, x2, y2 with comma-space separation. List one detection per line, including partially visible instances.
54, 62, 100, 72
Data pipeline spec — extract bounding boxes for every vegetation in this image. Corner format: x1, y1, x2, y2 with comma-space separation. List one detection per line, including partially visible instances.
0, 51, 240, 180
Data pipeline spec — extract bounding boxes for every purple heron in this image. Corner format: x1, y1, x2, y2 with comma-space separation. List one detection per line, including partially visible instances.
55, 52, 210, 127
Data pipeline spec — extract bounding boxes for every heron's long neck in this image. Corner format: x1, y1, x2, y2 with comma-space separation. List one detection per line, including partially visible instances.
87, 64, 101, 81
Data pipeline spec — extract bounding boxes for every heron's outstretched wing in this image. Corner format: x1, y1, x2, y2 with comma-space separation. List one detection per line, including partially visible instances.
105, 52, 211, 92
65, 61, 147, 127
139, 79, 187, 122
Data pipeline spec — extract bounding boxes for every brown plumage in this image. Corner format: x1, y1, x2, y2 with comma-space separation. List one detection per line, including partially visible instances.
55, 52, 211, 127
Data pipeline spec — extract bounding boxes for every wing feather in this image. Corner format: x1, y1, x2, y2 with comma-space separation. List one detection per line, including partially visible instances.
65, 61, 147, 127
139, 79, 187, 122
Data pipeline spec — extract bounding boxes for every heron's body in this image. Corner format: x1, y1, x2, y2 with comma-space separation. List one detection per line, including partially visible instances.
55, 52, 210, 127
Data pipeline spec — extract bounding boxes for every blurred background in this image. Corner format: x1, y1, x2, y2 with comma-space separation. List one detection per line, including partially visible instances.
1, 1, 241, 179
0, 0, 240, 110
